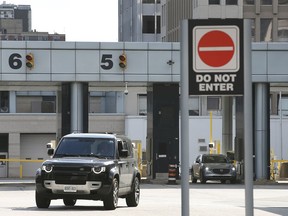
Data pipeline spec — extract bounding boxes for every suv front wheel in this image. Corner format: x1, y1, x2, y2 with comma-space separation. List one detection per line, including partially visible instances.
35, 191, 51, 208
63, 199, 76, 206
103, 178, 119, 210
126, 177, 140, 207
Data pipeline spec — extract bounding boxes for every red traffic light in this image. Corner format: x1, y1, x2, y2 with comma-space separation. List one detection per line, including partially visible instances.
119, 54, 127, 69
26, 54, 33, 61
26, 53, 34, 69
119, 54, 126, 61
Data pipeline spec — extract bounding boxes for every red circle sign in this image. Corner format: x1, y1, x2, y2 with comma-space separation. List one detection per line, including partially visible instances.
198, 30, 234, 68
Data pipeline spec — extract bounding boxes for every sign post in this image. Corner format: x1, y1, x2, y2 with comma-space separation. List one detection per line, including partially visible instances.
180, 19, 190, 216
186, 19, 254, 215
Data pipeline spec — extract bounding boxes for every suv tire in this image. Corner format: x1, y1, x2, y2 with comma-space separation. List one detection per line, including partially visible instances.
35, 191, 50, 208
191, 169, 197, 183
126, 177, 140, 207
63, 199, 76, 206
103, 178, 119, 210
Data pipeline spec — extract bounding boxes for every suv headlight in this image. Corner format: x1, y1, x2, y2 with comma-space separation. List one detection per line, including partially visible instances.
42, 164, 53, 173
92, 166, 106, 174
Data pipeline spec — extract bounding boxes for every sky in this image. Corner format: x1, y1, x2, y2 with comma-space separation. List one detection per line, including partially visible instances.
5, 0, 118, 42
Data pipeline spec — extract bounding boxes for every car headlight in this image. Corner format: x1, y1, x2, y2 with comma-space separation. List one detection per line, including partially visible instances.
92, 166, 106, 174
42, 164, 53, 173
231, 167, 236, 172
205, 167, 210, 172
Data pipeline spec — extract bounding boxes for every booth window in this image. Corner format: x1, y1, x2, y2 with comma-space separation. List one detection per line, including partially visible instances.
0, 91, 9, 113
138, 94, 147, 115
16, 91, 56, 113
89, 91, 124, 114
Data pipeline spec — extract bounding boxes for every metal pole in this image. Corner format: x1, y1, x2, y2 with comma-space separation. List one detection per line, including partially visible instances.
210, 111, 213, 143
280, 91, 283, 159
180, 19, 190, 216
244, 19, 254, 216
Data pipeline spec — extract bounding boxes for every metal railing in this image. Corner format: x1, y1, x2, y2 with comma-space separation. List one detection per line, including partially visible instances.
0, 158, 44, 178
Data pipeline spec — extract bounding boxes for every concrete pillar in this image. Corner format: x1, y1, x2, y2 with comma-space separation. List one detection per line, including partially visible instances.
71, 82, 84, 133
8, 133, 20, 177
222, 96, 233, 156
9, 91, 16, 113
255, 83, 269, 180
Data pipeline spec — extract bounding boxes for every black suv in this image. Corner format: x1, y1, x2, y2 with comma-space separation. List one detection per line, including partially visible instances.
35, 133, 141, 210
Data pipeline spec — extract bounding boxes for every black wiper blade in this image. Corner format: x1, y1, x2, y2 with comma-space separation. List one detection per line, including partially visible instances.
81, 154, 100, 158
54, 154, 80, 157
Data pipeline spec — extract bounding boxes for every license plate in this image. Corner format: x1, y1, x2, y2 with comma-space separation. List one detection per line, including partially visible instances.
64, 185, 77, 192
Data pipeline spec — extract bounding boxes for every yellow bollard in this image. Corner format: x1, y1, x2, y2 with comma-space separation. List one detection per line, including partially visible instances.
20, 164, 23, 178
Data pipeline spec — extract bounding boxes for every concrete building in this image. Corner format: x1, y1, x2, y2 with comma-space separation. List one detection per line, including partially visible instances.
0, 2, 65, 41
118, 0, 161, 42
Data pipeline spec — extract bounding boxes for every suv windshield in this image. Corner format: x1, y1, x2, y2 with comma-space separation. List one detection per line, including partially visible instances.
54, 137, 115, 158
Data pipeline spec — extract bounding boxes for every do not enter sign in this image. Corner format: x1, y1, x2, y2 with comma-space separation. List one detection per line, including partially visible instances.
193, 26, 240, 73
188, 19, 243, 96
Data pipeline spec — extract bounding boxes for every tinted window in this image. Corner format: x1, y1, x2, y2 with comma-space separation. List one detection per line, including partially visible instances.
202, 155, 228, 163
55, 137, 115, 157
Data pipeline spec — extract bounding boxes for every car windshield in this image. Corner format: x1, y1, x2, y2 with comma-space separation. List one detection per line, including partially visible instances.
54, 137, 115, 158
202, 155, 228, 163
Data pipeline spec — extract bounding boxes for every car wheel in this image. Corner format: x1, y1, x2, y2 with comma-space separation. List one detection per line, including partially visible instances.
126, 177, 140, 207
221, 180, 226, 184
103, 178, 119, 210
200, 172, 206, 184
35, 190, 50, 208
191, 169, 197, 183
230, 179, 237, 184
63, 198, 76, 206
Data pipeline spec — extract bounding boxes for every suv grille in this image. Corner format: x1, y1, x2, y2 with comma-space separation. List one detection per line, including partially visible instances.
53, 166, 91, 172
213, 168, 230, 174
53, 165, 91, 185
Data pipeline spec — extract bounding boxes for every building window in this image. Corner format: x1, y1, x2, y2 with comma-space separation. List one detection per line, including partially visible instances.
244, 0, 254, 4
251, 19, 255, 42
279, 0, 288, 4
261, 19, 272, 42
143, 0, 153, 3
0, 91, 9, 113
278, 19, 288, 42
226, 0, 238, 5
89, 91, 124, 113
16, 91, 56, 113
209, 0, 220, 4
207, 97, 221, 111
142, 0, 160, 3
188, 96, 199, 116
143, 16, 155, 34
157, 16, 161, 34
261, 0, 272, 5
279, 95, 288, 116
138, 94, 147, 115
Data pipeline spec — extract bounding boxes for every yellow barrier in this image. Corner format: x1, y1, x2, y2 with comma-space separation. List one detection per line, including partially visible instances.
0, 158, 44, 178
270, 159, 288, 180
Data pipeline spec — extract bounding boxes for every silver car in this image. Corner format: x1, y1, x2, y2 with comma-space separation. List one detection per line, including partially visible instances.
191, 154, 237, 184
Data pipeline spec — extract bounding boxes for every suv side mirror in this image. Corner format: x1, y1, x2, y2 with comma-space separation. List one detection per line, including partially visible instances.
47, 148, 54, 156
119, 149, 128, 157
